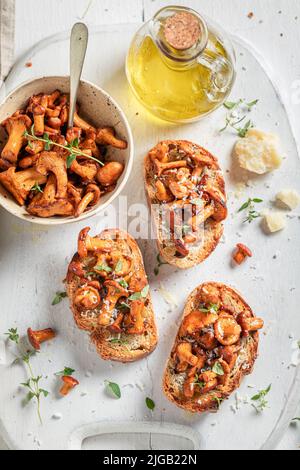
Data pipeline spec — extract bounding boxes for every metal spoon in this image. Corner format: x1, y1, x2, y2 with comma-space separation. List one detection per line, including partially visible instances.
68, 22, 89, 128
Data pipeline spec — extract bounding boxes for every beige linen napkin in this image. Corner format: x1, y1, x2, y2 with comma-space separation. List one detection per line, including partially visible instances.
0, 0, 15, 86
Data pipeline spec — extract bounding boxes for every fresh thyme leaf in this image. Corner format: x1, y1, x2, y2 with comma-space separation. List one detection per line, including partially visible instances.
105, 381, 121, 399
141, 285, 150, 298
5, 328, 20, 344
251, 384, 271, 413
223, 100, 242, 110
252, 198, 263, 203
40, 389, 49, 398
212, 362, 225, 376
146, 397, 155, 411
67, 153, 77, 169
128, 292, 142, 301
297, 340, 300, 349
52, 291, 67, 306
43, 132, 51, 151
25, 391, 35, 403
237, 120, 253, 138
55, 367, 75, 377
246, 99, 259, 108
292, 417, 300, 422
200, 303, 219, 314
109, 338, 128, 345
115, 260, 123, 273
71, 137, 79, 148
118, 279, 128, 289
94, 264, 112, 273
238, 199, 251, 212
128, 285, 149, 301
31, 182, 43, 193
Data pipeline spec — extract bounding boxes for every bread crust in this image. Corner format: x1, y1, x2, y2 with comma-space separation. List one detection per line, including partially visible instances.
163, 282, 260, 413
144, 140, 226, 269
66, 229, 158, 363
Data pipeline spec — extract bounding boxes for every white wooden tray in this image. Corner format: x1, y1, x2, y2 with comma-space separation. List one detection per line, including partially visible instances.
0, 24, 300, 450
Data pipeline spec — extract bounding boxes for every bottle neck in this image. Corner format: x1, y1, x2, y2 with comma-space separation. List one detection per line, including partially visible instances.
150, 6, 209, 69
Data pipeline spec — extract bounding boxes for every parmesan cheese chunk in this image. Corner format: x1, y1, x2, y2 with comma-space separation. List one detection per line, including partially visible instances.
263, 212, 286, 233
234, 129, 282, 174
276, 189, 300, 210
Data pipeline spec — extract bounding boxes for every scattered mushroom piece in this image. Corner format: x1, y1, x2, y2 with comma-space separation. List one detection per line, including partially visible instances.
27, 327, 56, 350
233, 243, 253, 265
59, 376, 79, 396
97, 162, 124, 187
0, 167, 47, 205
1, 113, 32, 163
96, 127, 127, 149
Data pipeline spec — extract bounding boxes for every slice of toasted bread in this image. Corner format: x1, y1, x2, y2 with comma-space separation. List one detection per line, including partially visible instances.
163, 282, 263, 413
144, 140, 227, 270
66, 228, 158, 363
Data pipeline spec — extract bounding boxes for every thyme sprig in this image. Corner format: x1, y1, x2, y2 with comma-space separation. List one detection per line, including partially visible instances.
23, 125, 104, 168
5, 327, 49, 424
221, 99, 259, 137
251, 384, 271, 413
238, 198, 263, 224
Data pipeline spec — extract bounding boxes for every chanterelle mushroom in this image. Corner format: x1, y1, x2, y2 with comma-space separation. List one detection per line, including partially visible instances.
78, 227, 113, 258
0, 167, 47, 205
27, 174, 74, 217
96, 127, 128, 149
98, 280, 128, 327
36, 152, 68, 198
1, 113, 32, 163
123, 300, 145, 335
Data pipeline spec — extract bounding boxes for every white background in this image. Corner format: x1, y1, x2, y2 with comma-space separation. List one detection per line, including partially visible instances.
1, 0, 299, 450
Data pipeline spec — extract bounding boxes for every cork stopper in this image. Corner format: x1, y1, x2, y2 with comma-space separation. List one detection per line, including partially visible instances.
164, 12, 201, 50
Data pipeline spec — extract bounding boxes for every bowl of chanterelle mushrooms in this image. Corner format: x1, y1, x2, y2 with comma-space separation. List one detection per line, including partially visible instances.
0, 76, 133, 224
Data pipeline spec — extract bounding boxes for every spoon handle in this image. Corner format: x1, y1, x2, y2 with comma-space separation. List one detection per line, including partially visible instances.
68, 22, 89, 128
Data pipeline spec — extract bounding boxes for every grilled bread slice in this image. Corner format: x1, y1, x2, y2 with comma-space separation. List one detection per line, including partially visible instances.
163, 282, 264, 413
66, 227, 158, 362
144, 140, 227, 269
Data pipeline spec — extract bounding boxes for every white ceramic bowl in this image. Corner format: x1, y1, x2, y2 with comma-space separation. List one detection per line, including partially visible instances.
0, 76, 134, 225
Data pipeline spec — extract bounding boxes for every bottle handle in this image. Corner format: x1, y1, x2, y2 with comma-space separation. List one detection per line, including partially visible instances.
198, 52, 234, 99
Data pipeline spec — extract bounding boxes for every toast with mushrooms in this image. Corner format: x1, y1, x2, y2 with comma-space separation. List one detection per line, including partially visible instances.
66, 227, 158, 362
163, 282, 264, 413
144, 141, 227, 269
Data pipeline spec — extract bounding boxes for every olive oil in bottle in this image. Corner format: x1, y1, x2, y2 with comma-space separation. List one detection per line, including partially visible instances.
126, 6, 236, 123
